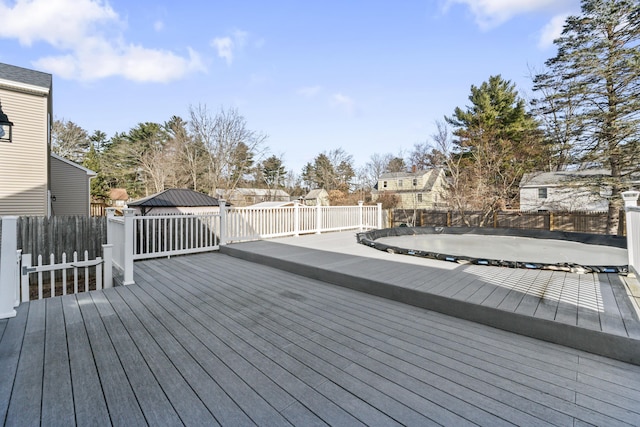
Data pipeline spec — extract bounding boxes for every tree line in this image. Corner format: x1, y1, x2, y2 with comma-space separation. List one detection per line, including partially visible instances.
54, 0, 639, 234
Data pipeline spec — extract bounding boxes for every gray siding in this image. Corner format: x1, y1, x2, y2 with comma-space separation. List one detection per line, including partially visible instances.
0, 88, 49, 216
50, 156, 91, 216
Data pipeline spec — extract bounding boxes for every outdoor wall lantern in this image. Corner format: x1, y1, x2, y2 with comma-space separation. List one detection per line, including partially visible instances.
0, 99, 14, 142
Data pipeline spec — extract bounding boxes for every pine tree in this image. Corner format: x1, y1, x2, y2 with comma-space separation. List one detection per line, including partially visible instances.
445, 75, 546, 224
533, 0, 640, 234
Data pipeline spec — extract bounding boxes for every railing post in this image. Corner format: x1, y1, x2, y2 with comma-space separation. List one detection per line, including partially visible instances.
377, 203, 383, 229
102, 244, 113, 289
316, 199, 322, 234
106, 208, 116, 244
0, 216, 18, 318
219, 200, 227, 245
623, 191, 640, 277
294, 200, 300, 237
358, 201, 364, 231
21, 253, 31, 303
122, 208, 135, 285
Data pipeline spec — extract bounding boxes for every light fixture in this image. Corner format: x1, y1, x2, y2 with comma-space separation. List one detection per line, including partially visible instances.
0, 99, 14, 142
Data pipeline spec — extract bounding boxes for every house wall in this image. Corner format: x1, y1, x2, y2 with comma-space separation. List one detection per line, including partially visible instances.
378, 173, 428, 192
0, 87, 49, 216
372, 170, 448, 209
520, 186, 609, 212
50, 156, 91, 216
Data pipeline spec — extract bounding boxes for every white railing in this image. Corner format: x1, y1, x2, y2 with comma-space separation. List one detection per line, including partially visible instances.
226, 201, 382, 242
107, 202, 383, 285
20, 246, 112, 302
132, 212, 222, 259
623, 191, 640, 276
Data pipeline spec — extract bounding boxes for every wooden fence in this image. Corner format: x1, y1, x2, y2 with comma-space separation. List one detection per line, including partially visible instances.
17, 216, 107, 261
392, 209, 626, 236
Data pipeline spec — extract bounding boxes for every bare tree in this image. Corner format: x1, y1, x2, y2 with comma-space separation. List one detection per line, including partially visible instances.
189, 105, 268, 197
51, 119, 90, 162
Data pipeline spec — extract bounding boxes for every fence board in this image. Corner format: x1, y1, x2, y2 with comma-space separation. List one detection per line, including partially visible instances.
17, 216, 107, 261
406, 209, 624, 236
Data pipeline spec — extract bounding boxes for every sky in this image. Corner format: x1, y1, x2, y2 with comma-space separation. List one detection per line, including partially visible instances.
0, 0, 581, 174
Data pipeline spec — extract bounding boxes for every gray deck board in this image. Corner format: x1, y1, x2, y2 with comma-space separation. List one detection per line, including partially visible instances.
42, 297, 75, 426
61, 295, 111, 426
5, 300, 45, 426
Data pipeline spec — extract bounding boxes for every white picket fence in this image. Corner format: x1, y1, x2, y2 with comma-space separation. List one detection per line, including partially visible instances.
20, 247, 112, 302
623, 191, 640, 276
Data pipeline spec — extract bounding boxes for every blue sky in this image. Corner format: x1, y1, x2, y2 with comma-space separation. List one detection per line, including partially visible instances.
0, 0, 580, 173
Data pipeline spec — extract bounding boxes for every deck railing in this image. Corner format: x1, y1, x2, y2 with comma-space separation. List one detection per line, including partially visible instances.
106, 201, 382, 285
623, 191, 640, 276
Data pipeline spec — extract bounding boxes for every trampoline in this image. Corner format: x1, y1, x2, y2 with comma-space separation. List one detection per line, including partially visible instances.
357, 227, 628, 274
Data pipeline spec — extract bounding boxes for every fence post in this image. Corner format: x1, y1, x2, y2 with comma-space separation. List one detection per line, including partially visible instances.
106, 208, 116, 244
358, 201, 364, 232
377, 203, 383, 229
294, 200, 300, 236
316, 199, 322, 234
219, 200, 227, 245
20, 253, 31, 303
103, 244, 113, 289
623, 191, 640, 276
122, 208, 135, 286
0, 216, 18, 318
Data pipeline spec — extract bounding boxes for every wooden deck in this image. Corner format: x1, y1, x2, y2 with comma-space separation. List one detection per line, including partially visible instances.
2, 249, 640, 425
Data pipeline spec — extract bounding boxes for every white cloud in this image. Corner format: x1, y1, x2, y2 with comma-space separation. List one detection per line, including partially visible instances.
210, 30, 251, 65
297, 85, 322, 97
444, 0, 578, 29
538, 13, 569, 49
331, 93, 356, 115
154, 20, 165, 32
0, 0, 204, 82
211, 37, 234, 65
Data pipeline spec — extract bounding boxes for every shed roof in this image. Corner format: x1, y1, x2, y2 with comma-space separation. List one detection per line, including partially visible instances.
0, 62, 52, 90
128, 188, 223, 208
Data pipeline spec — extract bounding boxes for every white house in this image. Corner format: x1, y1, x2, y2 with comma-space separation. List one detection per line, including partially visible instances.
371, 169, 448, 209
520, 169, 640, 211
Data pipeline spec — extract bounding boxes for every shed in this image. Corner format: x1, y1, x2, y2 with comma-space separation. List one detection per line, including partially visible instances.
128, 188, 227, 215
304, 189, 329, 206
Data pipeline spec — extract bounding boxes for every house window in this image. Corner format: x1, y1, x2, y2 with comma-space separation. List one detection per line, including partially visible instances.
383, 180, 387, 189
417, 193, 423, 202
398, 180, 403, 187
538, 188, 547, 199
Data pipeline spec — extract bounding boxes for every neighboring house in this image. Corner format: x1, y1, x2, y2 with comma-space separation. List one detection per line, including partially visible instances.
50, 153, 96, 216
303, 189, 330, 206
371, 169, 448, 209
215, 188, 290, 207
519, 169, 640, 211
109, 188, 130, 207
0, 63, 53, 216
128, 188, 226, 215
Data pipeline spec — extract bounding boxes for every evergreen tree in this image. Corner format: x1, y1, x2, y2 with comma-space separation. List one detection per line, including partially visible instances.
533, 0, 640, 234
445, 75, 546, 224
